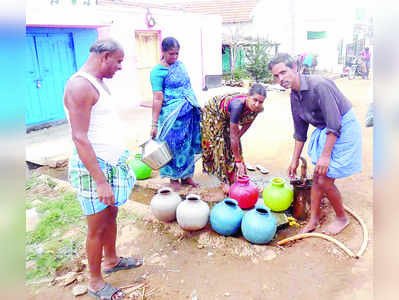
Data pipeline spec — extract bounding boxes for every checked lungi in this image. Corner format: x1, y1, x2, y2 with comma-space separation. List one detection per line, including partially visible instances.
68, 150, 136, 215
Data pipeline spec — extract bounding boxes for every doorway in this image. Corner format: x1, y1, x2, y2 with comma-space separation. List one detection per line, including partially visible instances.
26, 32, 77, 126
135, 30, 161, 107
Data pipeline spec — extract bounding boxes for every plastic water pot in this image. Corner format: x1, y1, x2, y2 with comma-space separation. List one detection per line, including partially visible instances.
210, 198, 244, 236
241, 205, 277, 244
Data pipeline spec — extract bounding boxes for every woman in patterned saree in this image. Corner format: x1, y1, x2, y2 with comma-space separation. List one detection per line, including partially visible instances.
150, 37, 201, 190
202, 84, 267, 194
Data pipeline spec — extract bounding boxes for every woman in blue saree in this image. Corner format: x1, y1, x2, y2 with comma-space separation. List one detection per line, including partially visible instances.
150, 37, 201, 190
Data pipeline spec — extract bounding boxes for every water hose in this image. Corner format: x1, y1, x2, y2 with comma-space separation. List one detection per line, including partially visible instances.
277, 206, 368, 259
343, 205, 369, 258
277, 232, 356, 258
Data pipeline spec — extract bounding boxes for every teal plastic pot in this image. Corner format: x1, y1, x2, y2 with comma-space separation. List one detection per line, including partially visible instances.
241, 205, 277, 244
128, 154, 152, 180
210, 198, 244, 236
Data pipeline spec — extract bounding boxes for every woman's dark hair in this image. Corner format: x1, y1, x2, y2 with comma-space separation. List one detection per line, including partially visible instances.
161, 37, 180, 52
249, 83, 267, 97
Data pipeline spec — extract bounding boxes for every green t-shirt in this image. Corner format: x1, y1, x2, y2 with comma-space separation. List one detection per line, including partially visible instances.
150, 64, 169, 92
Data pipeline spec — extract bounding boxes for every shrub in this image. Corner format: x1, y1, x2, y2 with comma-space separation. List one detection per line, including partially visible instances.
243, 38, 274, 83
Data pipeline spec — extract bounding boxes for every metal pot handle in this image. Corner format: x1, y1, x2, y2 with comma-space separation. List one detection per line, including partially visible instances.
299, 156, 307, 182
139, 137, 161, 149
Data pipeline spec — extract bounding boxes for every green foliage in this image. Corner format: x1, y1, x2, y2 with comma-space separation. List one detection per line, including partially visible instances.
222, 73, 232, 81
26, 238, 84, 281
46, 177, 57, 189
28, 192, 82, 244
25, 174, 41, 191
233, 67, 249, 81
26, 190, 85, 280
243, 38, 274, 83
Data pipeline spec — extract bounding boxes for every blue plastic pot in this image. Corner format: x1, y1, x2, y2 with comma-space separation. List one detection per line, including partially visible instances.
241, 205, 277, 244
210, 198, 244, 236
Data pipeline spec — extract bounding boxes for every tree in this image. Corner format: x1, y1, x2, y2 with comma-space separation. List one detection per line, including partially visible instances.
243, 38, 274, 83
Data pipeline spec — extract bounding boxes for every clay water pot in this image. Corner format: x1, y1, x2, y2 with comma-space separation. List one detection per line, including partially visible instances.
150, 187, 182, 222
128, 154, 152, 180
263, 177, 293, 212
241, 205, 277, 244
290, 157, 312, 220
229, 175, 259, 209
210, 198, 244, 236
176, 194, 210, 231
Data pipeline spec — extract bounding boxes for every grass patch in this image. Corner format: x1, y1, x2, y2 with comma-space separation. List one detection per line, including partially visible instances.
26, 238, 84, 281
25, 173, 42, 191
26, 175, 86, 281
28, 192, 82, 244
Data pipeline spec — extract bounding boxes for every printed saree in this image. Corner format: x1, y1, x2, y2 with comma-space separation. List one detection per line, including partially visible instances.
155, 61, 201, 180
201, 94, 258, 184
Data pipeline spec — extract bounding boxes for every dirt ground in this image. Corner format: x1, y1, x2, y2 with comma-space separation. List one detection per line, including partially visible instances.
27, 77, 373, 300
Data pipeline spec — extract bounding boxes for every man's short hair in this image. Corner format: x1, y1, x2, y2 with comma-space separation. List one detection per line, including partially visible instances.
89, 39, 123, 54
268, 53, 296, 71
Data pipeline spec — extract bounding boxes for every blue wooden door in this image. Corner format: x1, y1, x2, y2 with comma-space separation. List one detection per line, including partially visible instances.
26, 33, 77, 126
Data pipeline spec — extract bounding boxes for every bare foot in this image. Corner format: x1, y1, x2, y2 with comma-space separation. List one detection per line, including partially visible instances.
222, 183, 230, 196
301, 218, 319, 234
323, 215, 350, 235
181, 177, 199, 188
169, 179, 181, 191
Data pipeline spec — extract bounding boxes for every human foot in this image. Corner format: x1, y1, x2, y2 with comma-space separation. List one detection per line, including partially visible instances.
169, 179, 181, 191
222, 183, 230, 196
88, 282, 124, 300
103, 257, 143, 274
300, 218, 319, 234
181, 177, 199, 188
323, 215, 350, 235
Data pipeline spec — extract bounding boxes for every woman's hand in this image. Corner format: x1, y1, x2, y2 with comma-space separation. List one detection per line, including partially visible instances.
236, 161, 247, 177
150, 126, 158, 138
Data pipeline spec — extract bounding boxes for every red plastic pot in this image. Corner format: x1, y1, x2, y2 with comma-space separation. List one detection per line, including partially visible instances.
229, 175, 259, 209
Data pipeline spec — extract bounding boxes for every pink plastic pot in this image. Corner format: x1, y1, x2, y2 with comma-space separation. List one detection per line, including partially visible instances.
229, 175, 259, 209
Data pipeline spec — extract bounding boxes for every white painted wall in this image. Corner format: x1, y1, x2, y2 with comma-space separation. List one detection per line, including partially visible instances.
201, 15, 223, 77
248, 0, 374, 72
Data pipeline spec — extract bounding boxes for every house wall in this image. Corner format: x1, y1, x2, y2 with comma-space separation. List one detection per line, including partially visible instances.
26, 2, 222, 109
249, 0, 373, 73
96, 7, 222, 107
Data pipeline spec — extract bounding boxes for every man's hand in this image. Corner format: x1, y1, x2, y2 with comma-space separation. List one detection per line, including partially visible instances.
314, 155, 330, 176
96, 181, 115, 206
288, 159, 299, 178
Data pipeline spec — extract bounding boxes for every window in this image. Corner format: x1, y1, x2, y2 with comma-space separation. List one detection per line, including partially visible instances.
307, 31, 327, 40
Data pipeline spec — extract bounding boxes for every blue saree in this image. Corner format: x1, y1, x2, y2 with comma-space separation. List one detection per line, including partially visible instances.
151, 61, 202, 180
